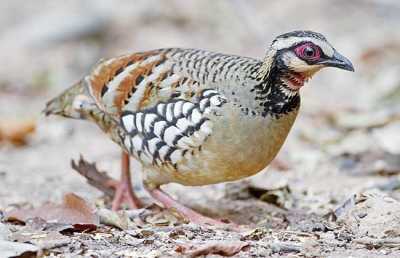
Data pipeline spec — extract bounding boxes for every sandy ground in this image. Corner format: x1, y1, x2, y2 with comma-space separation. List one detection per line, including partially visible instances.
1, 0, 400, 257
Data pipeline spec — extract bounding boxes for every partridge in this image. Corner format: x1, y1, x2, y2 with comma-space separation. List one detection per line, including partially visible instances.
44, 31, 354, 225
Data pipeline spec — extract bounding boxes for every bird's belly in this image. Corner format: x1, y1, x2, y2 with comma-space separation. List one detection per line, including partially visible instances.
144, 106, 298, 187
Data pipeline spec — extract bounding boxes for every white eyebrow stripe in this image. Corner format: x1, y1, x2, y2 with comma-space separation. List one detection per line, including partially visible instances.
273, 37, 334, 57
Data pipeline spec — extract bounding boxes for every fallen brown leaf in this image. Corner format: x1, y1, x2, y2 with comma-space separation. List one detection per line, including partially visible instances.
0, 119, 36, 146
176, 240, 249, 257
71, 156, 115, 199
4, 193, 99, 232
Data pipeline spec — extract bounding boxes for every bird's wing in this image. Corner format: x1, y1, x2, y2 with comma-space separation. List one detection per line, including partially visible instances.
85, 48, 255, 168
85, 48, 258, 114
119, 88, 227, 169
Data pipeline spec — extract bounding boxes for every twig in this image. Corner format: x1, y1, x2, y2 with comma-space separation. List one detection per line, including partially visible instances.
354, 237, 400, 248
270, 241, 302, 253
71, 155, 115, 198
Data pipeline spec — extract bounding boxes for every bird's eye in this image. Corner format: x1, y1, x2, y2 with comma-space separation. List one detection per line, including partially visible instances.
304, 46, 315, 57
295, 43, 320, 61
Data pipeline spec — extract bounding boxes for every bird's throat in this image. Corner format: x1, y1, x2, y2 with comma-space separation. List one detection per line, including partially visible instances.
250, 62, 301, 117
282, 72, 309, 91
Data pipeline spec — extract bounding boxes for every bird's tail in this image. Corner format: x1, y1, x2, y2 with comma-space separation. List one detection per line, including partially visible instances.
43, 79, 95, 119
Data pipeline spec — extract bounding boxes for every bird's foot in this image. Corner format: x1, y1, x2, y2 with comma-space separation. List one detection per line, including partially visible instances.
149, 188, 244, 231
107, 179, 142, 211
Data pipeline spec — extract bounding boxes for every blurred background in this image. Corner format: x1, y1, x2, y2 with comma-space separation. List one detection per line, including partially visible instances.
0, 0, 400, 213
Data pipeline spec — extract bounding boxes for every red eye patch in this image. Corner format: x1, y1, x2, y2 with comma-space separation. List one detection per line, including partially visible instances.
294, 43, 320, 62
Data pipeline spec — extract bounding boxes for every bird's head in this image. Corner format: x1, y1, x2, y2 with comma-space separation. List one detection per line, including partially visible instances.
43, 79, 96, 119
258, 30, 354, 92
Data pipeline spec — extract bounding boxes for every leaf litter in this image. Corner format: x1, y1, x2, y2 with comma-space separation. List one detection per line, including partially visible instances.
0, 119, 36, 147
2, 1, 400, 257
4, 192, 99, 232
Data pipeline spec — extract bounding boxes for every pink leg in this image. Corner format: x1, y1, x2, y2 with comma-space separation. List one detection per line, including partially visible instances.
108, 152, 142, 210
149, 188, 229, 226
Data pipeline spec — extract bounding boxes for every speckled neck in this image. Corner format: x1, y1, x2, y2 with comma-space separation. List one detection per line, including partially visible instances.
247, 62, 301, 118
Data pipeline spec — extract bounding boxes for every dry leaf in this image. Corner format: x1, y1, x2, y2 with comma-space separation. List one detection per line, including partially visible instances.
4, 193, 99, 232
326, 194, 357, 221
176, 240, 249, 257
0, 240, 38, 258
0, 119, 36, 146
250, 184, 293, 209
337, 189, 400, 238
227, 181, 293, 210
9, 227, 70, 251
98, 208, 129, 230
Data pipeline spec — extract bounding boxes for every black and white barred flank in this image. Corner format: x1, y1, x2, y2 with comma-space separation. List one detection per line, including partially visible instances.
119, 89, 227, 168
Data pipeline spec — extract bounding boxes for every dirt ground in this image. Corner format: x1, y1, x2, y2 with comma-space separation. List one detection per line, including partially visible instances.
1, 0, 400, 257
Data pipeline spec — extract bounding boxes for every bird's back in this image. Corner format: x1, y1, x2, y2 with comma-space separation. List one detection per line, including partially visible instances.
85, 48, 261, 116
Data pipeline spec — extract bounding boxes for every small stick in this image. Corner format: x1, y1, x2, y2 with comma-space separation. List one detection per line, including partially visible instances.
354, 237, 400, 248
270, 241, 302, 253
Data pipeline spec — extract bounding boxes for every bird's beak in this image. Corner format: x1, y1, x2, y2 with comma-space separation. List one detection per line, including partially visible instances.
320, 50, 355, 72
